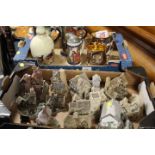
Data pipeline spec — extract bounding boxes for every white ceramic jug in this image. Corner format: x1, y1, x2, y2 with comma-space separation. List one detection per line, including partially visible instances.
30, 26, 54, 58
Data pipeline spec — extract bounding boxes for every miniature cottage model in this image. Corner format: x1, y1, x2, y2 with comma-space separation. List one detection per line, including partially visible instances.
99, 100, 124, 129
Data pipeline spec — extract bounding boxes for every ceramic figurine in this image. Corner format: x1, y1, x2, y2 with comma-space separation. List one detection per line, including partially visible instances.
51, 70, 61, 81
89, 91, 102, 113
31, 68, 43, 85
59, 69, 69, 92
50, 70, 67, 95
31, 68, 45, 102
98, 99, 132, 129
40, 80, 49, 102
19, 68, 44, 98
64, 113, 77, 129
91, 74, 102, 92
36, 105, 60, 128
16, 87, 37, 116
72, 93, 81, 102
89, 90, 107, 113
104, 76, 111, 90
36, 105, 52, 125
18, 87, 37, 106
89, 86, 109, 113
64, 112, 92, 129
100, 88, 109, 102
30, 26, 54, 58
46, 95, 57, 113
50, 80, 66, 95
48, 70, 68, 112
29, 88, 37, 105
69, 99, 90, 115
20, 74, 32, 93
69, 73, 91, 99
47, 93, 66, 113
120, 94, 144, 121
104, 73, 128, 100
91, 87, 100, 92
35, 102, 46, 115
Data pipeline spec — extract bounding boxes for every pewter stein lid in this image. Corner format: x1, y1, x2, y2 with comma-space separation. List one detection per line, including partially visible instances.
66, 33, 82, 47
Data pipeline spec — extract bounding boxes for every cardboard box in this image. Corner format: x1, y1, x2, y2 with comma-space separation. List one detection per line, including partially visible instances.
0, 66, 153, 129
13, 33, 133, 72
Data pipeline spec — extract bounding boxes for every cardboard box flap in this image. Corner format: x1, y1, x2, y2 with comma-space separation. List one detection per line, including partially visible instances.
2, 75, 20, 111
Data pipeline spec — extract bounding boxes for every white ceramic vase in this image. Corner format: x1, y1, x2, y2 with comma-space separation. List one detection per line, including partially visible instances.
30, 26, 54, 58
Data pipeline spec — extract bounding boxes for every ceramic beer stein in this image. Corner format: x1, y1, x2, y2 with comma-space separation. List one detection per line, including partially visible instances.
66, 33, 83, 65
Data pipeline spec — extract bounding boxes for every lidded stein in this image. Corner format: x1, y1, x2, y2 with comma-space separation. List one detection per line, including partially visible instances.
66, 33, 83, 65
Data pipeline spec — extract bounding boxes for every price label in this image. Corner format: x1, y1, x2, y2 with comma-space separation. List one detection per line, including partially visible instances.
82, 67, 92, 71
19, 63, 25, 68
16, 51, 21, 55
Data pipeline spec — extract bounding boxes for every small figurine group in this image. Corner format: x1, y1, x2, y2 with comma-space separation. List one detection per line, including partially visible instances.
16, 68, 68, 127
67, 72, 144, 129
15, 69, 145, 128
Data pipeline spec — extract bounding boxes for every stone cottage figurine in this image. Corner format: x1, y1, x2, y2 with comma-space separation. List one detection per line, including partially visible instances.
48, 70, 68, 111
50, 70, 68, 95
99, 99, 132, 129
16, 87, 37, 116
91, 74, 102, 92
36, 105, 60, 128
47, 93, 66, 113
69, 73, 91, 99
31, 68, 44, 85
69, 99, 90, 115
36, 105, 52, 125
120, 94, 144, 121
20, 73, 32, 94
89, 90, 107, 113
104, 73, 128, 100
64, 112, 92, 129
